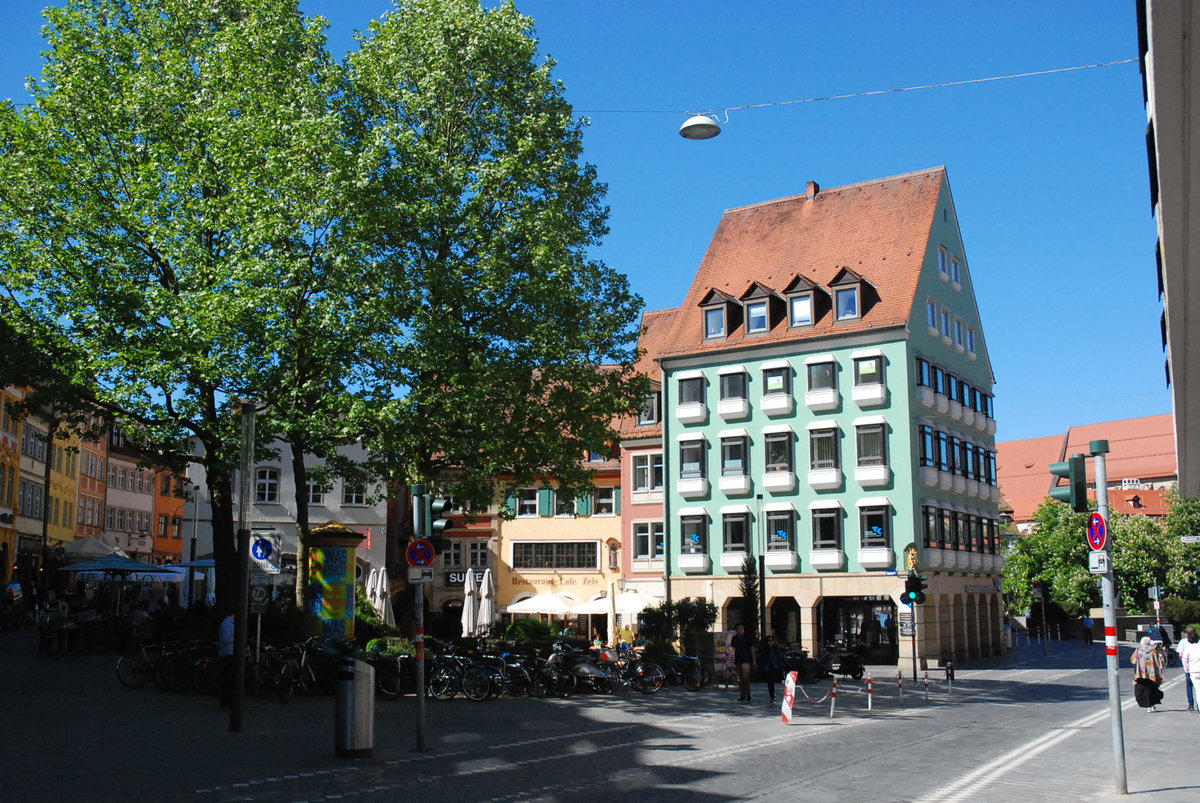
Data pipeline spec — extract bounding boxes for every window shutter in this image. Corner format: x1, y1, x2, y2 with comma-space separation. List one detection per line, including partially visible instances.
614, 487, 621, 515
504, 494, 516, 516
576, 495, 592, 516
538, 488, 552, 517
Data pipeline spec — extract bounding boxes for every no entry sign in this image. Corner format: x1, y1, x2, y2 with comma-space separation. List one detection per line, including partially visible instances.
1087, 512, 1107, 551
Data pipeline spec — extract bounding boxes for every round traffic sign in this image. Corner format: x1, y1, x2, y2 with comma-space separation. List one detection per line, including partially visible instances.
406, 538, 436, 567
1087, 512, 1107, 551
251, 538, 273, 561
250, 585, 268, 603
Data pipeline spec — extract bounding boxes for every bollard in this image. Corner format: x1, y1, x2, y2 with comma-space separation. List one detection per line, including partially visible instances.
334, 657, 375, 758
781, 671, 797, 725
829, 678, 838, 719
945, 661, 955, 694
897, 671, 905, 708
923, 671, 930, 703
1056, 624, 1062, 641
866, 673, 873, 712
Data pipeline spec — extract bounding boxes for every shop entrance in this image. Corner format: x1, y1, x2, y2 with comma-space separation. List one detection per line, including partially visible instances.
817, 595, 898, 664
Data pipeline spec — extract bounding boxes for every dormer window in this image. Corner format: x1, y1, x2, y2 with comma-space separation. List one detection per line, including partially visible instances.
746, 301, 768, 333
790, 294, 813, 327
700, 288, 740, 340
828, 267, 872, 323
835, 287, 859, 320
704, 307, 726, 339
638, 391, 661, 425
783, 274, 828, 328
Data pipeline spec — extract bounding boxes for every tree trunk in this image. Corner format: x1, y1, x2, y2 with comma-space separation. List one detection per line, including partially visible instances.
207, 461, 237, 618
288, 436, 310, 612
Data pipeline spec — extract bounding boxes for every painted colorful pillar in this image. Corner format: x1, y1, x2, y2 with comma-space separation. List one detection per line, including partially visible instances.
307, 522, 364, 643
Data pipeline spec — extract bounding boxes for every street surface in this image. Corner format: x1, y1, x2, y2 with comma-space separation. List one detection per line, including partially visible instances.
1, 626, 1196, 802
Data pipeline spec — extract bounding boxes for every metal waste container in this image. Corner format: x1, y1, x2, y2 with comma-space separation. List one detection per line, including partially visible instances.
334, 657, 375, 757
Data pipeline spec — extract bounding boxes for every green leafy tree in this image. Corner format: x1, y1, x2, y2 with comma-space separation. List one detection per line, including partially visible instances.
1163, 488, 1200, 599
344, 0, 646, 510
1110, 512, 1170, 612
1003, 501, 1095, 616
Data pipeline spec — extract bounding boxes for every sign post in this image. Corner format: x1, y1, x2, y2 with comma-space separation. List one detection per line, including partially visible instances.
1090, 441, 1127, 794
410, 486, 431, 753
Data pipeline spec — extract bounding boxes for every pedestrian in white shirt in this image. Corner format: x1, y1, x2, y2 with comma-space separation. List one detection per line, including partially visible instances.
1180, 626, 1200, 712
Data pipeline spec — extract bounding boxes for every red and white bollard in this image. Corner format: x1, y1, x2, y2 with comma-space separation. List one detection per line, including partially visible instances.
897, 671, 905, 708
866, 673, 873, 712
945, 661, 955, 694
829, 678, 838, 718
781, 671, 797, 725
923, 671, 930, 702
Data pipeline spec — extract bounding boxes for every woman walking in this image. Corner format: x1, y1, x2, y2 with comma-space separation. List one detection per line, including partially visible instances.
757, 635, 788, 704
1131, 635, 1166, 712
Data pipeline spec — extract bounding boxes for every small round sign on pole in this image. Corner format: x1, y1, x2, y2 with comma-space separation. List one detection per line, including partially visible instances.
1087, 512, 1107, 551
406, 538, 436, 567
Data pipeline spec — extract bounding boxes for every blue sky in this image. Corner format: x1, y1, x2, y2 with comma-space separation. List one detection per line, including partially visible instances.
0, 1, 1163, 445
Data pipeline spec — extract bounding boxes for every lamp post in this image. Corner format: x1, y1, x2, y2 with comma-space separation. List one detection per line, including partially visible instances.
188, 484, 200, 606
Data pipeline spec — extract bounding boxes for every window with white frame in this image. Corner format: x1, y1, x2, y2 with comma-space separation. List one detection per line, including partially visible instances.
342, 483, 366, 506
766, 509, 794, 551
940, 308, 951, 338
593, 486, 616, 515
469, 541, 490, 567
554, 491, 575, 517
632, 453, 664, 493
856, 424, 887, 467
764, 432, 793, 472
442, 540, 463, 568
763, 365, 790, 396
721, 436, 747, 476
516, 488, 538, 517
679, 439, 706, 479
719, 371, 746, 401
966, 327, 976, 354
926, 299, 937, 329
807, 360, 836, 391
633, 521, 665, 559
306, 479, 328, 505
722, 512, 749, 552
746, 301, 768, 333
860, 506, 891, 548
809, 428, 839, 470
812, 507, 842, 549
835, 286, 859, 320
853, 356, 883, 387
638, 392, 661, 424
790, 293, 814, 327
954, 318, 964, 346
512, 541, 598, 570
680, 515, 707, 554
255, 468, 279, 504
938, 246, 948, 276
704, 307, 726, 339
950, 256, 961, 284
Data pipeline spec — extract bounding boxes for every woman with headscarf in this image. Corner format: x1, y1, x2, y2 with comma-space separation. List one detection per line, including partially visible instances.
1131, 635, 1166, 711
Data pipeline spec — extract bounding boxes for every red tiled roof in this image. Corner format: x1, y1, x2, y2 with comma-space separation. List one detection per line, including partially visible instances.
1108, 488, 1169, 517
997, 413, 1177, 522
658, 167, 947, 359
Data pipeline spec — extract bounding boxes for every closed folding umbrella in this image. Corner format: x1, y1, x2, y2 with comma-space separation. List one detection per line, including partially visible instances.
377, 567, 395, 627
476, 568, 494, 636
461, 569, 478, 637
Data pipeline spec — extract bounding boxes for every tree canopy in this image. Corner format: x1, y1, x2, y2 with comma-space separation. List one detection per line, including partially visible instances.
0, 0, 645, 611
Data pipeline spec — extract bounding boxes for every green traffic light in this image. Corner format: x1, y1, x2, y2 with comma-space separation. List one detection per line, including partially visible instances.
1049, 454, 1089, 512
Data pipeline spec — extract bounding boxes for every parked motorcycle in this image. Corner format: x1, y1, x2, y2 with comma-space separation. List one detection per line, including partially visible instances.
816, 644, 866, 681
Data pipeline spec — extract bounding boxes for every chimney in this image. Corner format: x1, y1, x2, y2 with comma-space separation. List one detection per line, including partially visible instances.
806, 181, 820, 201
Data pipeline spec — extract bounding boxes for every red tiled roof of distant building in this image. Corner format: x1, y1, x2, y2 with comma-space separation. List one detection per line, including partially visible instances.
997, 434, 1065, 524
1063, 414, 1176, 485
1108, 487, 1169, 517
658, 167, 946, 359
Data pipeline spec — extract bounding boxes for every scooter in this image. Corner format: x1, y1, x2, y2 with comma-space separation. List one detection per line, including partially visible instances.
816, 644, 866, 680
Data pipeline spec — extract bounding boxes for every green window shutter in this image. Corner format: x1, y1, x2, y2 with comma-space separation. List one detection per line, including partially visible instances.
614, 487, 621, 515
504, 494, 516, 516
576, 495, 592, 516
538, 488, 552, 517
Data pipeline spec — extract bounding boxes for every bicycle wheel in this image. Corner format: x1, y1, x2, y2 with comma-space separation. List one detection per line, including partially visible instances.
554, 668, 577, 697
682, 664, 704, 691
505, 665, 531, 697
429, 665, 460, 700
156, 652, 191, 693
528, 666, 550, 698
376, 660, 402, 699
461, 665, 493, 701
277, 660, 300, 703
192, 656, 221, 696
117, 654, 150, 690
638, 662, 665, 694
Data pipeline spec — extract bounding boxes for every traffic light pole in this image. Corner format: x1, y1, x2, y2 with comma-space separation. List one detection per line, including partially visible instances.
412, 484, 428, 753
1092, 441, 1126, 794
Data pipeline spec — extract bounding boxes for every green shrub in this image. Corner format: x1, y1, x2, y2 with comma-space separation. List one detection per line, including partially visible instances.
503, 617, 554, 642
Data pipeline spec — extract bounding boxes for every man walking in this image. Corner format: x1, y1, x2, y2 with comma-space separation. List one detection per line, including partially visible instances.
1081, 615, 1094, 646
730, 623, 755, 703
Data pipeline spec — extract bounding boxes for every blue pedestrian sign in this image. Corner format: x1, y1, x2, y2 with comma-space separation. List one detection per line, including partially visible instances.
250, 531, 281, 574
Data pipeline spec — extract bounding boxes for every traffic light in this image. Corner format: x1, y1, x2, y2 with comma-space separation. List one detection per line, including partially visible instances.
902, 571, 928, 606
1049, 453, 1089, 512
426, 497, 453, 550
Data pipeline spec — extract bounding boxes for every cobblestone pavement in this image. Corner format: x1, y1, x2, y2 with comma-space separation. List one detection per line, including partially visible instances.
2, 626, 1196, 802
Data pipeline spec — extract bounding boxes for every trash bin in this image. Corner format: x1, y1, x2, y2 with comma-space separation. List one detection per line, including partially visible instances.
334, 657, 375, 758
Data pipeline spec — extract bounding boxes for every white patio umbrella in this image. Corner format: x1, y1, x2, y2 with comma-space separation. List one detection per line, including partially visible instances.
461, 568, 479, 637
572, 591, 657, 616
505, 592, 576, 616
365, 568, 379, 611
376, 567, 395, 627
476, 568, 494, 636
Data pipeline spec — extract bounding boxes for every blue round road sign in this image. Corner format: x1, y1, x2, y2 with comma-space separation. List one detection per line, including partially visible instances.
251, 538, 273, 561
1087, 512, 1107, 551
406, 538, 436, 567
